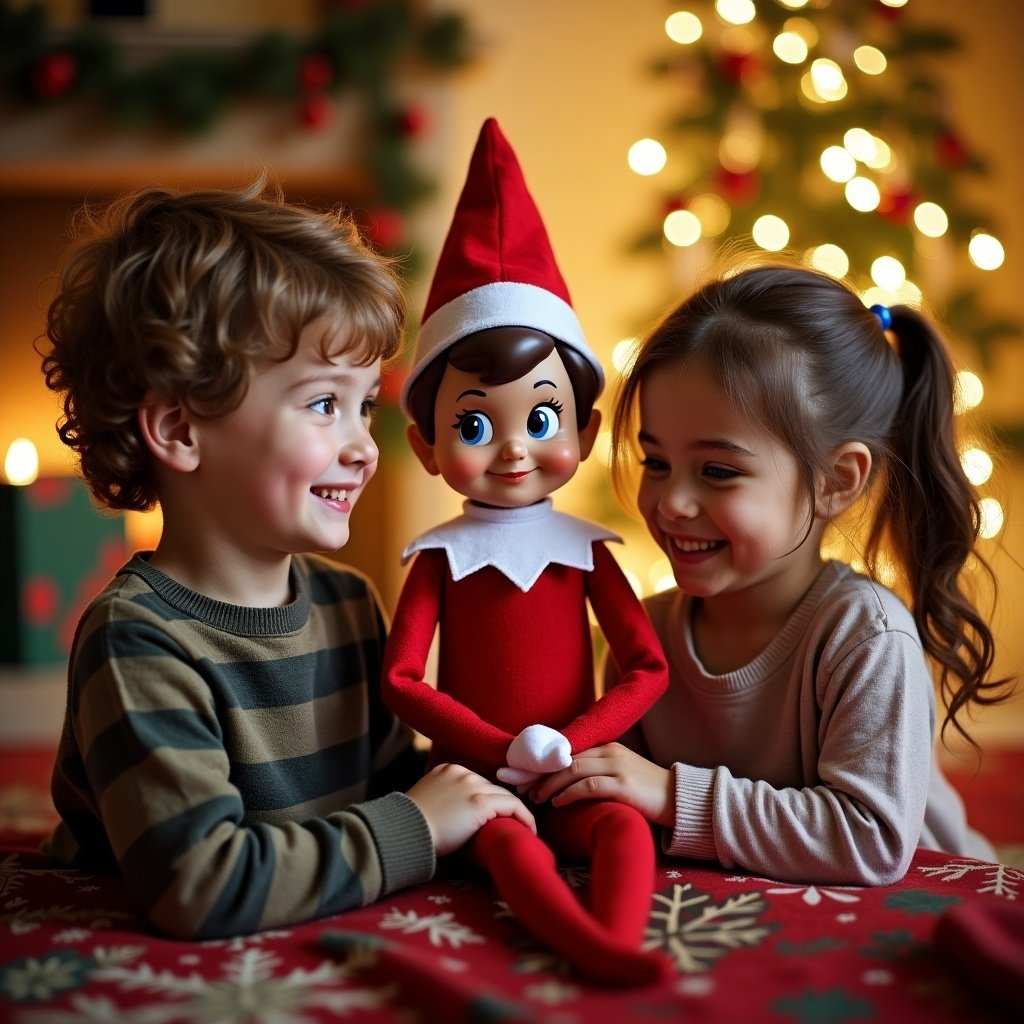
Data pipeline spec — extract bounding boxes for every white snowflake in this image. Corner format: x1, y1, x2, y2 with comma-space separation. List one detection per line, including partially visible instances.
764, 883, 862, 907
81, 946, 395, 1024
378, 907, 484, 948
53, 927, 92, 943
427, 894, 452, 905
917, 858, 1023, 899
522, 978, 580, 1005
645, 883, 773, 972
863, 968, 894, 986
675, 974, 715, 997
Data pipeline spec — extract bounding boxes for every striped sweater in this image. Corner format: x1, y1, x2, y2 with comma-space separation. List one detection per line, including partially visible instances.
45, 552, 433, 939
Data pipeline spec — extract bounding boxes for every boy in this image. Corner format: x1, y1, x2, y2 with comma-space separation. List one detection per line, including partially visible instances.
39, 178, 534, 940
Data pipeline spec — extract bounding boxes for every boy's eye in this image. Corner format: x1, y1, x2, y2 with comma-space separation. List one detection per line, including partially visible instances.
454, 410, 493, 446
527, 403, 561, 440
360, 398, 379, 419
310, 397, 335, 416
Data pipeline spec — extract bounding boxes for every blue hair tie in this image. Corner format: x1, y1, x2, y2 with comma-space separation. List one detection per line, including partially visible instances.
870, 303, 893, 331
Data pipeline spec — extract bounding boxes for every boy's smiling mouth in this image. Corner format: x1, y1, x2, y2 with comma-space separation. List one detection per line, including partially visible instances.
312, 486, 351, 501
491, 470, 535, 483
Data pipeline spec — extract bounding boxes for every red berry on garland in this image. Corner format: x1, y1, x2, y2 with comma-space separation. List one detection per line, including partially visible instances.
299, 93, 334, 131
935, 128, 968, 169
299, 54, 334, 93
361, 208, 405, 251
878, 186, 917, 226
717, 50, 758, 86
662, 196, 687, 216
714, 166, 759, 205
396, 105, 428, 137
31, 51, 78, 99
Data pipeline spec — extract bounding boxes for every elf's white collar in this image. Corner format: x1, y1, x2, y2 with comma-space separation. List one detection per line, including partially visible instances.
402, 498, 619, 592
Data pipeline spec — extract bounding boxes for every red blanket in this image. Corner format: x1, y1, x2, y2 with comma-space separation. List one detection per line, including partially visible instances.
1, 745, 1021, 1022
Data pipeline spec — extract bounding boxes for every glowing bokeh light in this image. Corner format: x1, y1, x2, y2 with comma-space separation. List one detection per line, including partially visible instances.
752, 214, 790, 251
961, 447, 994, 486
913, 201, 949, 237
628, 138, 668, 176
968, 232, 1005, 271
954, 370, 984, 413
664, 208, 703, 247
809, 243, 849, 278
666, 11, 703, 44
4, 438, 39, 485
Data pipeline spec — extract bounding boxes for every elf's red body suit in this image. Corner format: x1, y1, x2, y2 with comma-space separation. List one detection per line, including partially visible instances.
383, 500, 669, 983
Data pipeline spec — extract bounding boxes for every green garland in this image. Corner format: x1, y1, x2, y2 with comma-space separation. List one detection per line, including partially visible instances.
0, 0, 472, 223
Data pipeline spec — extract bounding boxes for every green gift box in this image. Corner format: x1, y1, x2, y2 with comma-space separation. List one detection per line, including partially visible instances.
1, 477, 126, 666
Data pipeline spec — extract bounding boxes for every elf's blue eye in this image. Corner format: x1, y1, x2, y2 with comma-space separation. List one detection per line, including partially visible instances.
527, 404, 560, 440
456, 411, 493, 446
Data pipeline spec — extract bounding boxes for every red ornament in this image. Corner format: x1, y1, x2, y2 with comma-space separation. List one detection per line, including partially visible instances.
717, 50, 758, 86
299, 54, 334, 93
361, 208, 405, 251
31, 51, 78, 99
714, 166, 759, 205
21, 576, 59, 627
379, 365, 407, 406
878, 187, 917, 226
396, 105, 428, 137
299, 93, 334, 131
935, 129, 968, 169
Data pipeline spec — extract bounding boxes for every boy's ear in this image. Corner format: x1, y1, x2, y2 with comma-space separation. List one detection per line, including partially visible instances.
816, 441, 871, 520
137, 395, 200, 473
577, 409, 602, 462
406, 424, 440, 475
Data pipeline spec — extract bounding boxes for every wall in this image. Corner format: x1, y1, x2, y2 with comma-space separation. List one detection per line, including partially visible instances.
1, 1, 1022, 723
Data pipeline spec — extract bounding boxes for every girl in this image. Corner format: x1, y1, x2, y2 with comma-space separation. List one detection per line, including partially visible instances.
534, 263, 1013, 886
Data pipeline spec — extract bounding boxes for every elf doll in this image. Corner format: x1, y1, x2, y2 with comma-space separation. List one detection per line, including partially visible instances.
382, 119, 671, 986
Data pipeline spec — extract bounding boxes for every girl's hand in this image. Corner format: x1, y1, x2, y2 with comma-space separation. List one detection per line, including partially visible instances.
530, 743, 675, 828
407, 763, 536, 856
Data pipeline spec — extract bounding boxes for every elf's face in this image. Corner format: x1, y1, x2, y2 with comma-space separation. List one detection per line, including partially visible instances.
409, 347, 599, 509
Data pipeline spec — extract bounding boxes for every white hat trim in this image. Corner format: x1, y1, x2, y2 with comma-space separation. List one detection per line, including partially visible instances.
400, 281, 604, 416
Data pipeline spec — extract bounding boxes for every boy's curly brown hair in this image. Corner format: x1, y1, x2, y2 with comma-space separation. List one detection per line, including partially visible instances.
39, 175, 406, 512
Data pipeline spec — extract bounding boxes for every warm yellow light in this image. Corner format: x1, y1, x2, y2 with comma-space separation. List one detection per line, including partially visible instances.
612, 338, 639, 374
664, 209, 703, 247
783, 17, 817, 45
893, 279, 923, 306
853, 45, 886, 75
809, 58, 847, 101
690, 192, 731, 237
954, 370, 984, 413
4, 438, 39, 485
961, 447, 994, 486
820, 145, 856, 182
628, 138, 668, 176
843, 127, 877, 162
968, 232, 1005, 271
861, 286, 895, 310
880, 0, 908, 7
719, 131, 760, 173
979, 497, 1004, 540
594, 430, 614, 467
752, 214, 790, 251
913, 201, 949, 238
778, 0, 810, 8
845, 176, 881, 212
648, 558, 673, 588
773, 31, 808, 64
870, 256, 906, 291
666, 11, 703, 44
862, 137, 893, 171
715, 0, 756, 26
653, 574, 677, 593
809, 243, 849, 278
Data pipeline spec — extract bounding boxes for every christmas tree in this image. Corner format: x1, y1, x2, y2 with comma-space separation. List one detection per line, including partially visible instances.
619, 0, 1017, 551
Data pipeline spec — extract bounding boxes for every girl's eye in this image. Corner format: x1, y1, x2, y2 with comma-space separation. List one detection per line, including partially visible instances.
527, 403, 561, 440
455, 411, 494, 446
704, 464, 740, 481
310, 397, 335, 416
639, 455, 669, 473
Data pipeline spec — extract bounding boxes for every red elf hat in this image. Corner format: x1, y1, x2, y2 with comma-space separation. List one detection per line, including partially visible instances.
400, 118, 604, 417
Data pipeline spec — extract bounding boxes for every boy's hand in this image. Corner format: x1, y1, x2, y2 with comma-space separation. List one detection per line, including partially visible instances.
407, 763, 536, 856
529, 742, 675, 828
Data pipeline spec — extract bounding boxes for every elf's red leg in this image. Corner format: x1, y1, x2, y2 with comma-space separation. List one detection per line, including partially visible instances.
544, 799, 658, 947
468, 816, 664, 986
